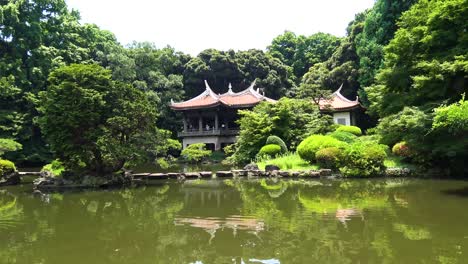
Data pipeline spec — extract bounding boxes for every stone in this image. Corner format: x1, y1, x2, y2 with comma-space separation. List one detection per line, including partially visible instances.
132, 173, 150, 179
0, 172, 21, 186
200, 171, 213, 178
167, 173, 181, 179
265, 165, 280, 172
278, 171, 290, 177
248, 170, 261, 177
308, 171, 321, 177
232, 170, 248, 177
291, 171, 300, 178
244, 163, 259, 171
319, 169, 332, 177
183, 172, 200, 179
216, 171, 233, 178
147, 173, 169, 180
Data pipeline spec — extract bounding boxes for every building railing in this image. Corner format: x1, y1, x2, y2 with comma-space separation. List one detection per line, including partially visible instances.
178, 129, 240, 137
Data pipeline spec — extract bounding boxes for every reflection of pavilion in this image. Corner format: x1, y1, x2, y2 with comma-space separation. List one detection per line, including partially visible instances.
174, 215, 264, 243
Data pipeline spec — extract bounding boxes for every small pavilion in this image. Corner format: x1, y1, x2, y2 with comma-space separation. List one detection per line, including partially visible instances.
318, 85, 363, 126
171, 80, 276, 150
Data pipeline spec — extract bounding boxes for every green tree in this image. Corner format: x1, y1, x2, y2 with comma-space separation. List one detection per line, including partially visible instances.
367, 0, 468, 117
180, 143, 211, 163
231, 98, 334, 164
37, 64, 162, 176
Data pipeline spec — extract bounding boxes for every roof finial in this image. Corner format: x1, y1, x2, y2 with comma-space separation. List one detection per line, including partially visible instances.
204, 80, 211, 91
336, 83, 344, 94
228, 83, 233, 93
248, 79, 257, 90
170, 98, 174, 104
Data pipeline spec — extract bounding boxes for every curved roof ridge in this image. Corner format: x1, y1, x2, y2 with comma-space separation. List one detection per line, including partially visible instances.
333, 84, 359, 103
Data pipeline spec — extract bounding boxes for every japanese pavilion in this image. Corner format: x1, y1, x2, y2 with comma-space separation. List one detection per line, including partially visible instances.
318, 85, 363, 126
171, 81, 363, 150
170, 80, 276, 150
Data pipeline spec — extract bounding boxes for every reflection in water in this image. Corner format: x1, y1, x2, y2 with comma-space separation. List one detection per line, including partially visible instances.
1, 178, 468, 263
175, 215, 264, 243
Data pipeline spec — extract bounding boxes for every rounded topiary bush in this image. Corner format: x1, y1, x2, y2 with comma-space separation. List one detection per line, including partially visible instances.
339, 142, 387, 177
258, 144, 282, 158
297, 135, 347, 163
392, 141, 412, 158
336, 125, 362, 136
328, 131, 358, 143
0, 159, 16, 177
266, 135, 288, 153
316, 147, 343, 169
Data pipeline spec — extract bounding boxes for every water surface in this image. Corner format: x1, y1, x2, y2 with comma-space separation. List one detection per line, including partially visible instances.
1, 178, 468, 263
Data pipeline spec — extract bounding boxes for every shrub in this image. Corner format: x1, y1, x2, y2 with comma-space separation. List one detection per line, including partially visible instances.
328, 131, 357, 143
392, 141, 413, 158
266, 135, 288, 153
0, 159, 16, 177
181, 143, 212, 163
316, 147, 343, 169
257, 144, 282, 158
339, 141, 388, 177
297, 135, 347, 163
336, 125, 362, 136
41, 159, 65, 177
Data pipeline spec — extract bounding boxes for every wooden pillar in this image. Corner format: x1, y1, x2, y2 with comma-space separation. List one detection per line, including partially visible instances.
215, 112, 219, 130
183, 116, 187, 132
199, 114, 203, 132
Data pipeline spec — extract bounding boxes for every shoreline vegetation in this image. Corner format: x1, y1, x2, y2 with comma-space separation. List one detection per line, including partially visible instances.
1, 0, 467, 188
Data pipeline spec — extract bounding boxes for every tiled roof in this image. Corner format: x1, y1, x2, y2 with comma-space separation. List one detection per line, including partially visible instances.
319, 85, 362, 112
171, 80, 276, 110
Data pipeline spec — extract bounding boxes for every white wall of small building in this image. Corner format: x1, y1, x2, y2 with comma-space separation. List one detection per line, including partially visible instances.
183, 136, 237, 150
333, 112, 352, 126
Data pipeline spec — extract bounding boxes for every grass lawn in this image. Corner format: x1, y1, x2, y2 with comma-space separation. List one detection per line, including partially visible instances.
384, 154, 416, 169
256, 153, 319, 171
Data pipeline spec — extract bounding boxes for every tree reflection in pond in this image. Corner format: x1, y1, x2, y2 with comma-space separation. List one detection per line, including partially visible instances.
0, 178, 468, 263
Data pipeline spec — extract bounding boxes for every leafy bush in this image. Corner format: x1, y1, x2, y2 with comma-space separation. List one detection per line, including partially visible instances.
41, 159, 65, 177
0, 159, 16, 177
339, 141, 387, 177
266, 135, 288, 153
328, 131, 357, 143
316, 147, 343, 169
257, 144, 282, 158
181, 143, 212, 163
0, 139, 22, 156
392, 141, 412, 158
336, 125, 362, 136
297, 135, 347, 163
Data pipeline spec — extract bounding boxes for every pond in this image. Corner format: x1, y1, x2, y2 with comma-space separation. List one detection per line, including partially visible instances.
1, 178, 468, 263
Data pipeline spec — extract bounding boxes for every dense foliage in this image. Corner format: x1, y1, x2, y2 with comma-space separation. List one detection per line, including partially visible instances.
266, 136, 288, 153
180, 143, 211, 163
0, 139, 22, 156
339, 141, 388, 177
257, 144, 282, 158
231, 98, 334, 164
336, 125, 362, 136
0, 159, 16, 177
315, 147, 343, 169
297, 135, 347, 163
37, 64, 163, 176
41, 160, 65, 177
328, 131, 358, 143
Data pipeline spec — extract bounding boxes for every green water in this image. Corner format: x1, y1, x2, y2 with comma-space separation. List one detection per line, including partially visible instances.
1, 178, 468, 264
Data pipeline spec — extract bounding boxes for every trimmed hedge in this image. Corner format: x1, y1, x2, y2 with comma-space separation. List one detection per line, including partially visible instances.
266, 135, 288, 153
0, 159, 16, 177
297, 135, 347, 163
339, 141, 387, 177
392, 141, 412, 158
336, 125, 362, 136
328, 131, 358, 143
258, 144, 282, 157
316, 147, 343, 169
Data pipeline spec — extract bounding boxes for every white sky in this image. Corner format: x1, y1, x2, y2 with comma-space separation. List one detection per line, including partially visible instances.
65, 0, 375, 56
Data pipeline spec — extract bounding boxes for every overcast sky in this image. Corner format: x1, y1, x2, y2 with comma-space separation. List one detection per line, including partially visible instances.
65, 0, 375, 56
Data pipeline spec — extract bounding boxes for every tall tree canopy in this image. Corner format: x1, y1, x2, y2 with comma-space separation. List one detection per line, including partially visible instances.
366, 0, 468, 116
268, 31, 342, 81
0, 0, 120, 164
37, 64, 164, 176
183, 49, 294, 99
